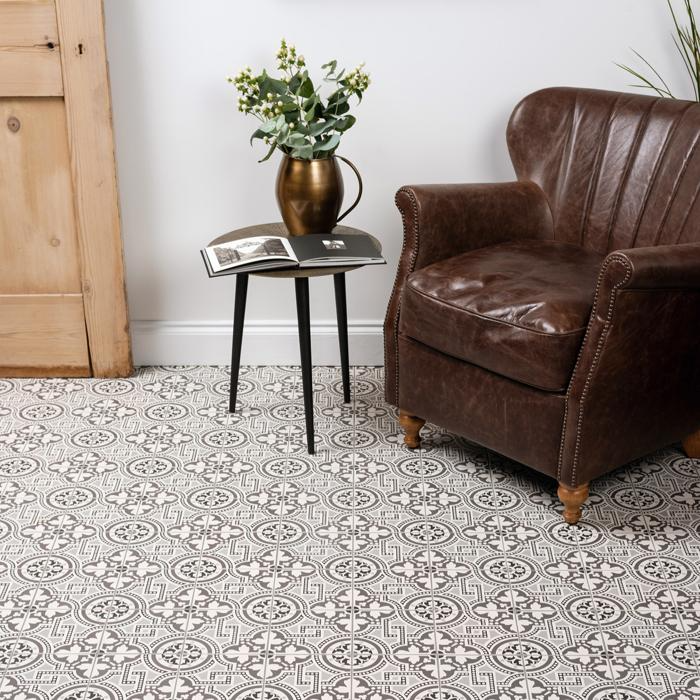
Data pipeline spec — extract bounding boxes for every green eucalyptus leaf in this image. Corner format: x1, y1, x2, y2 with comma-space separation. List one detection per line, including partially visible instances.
315, 133, 341, 152
294, 144, 314, 160
257, 141, 278, 163
321, 59, 338, 76
303, 94, 318, 111
308, 119, 336, 136
288, 74, 302, 93
334, 115, 356, 132
297, 78, 315, 98
259, 119, 278, 134
286, 133, 309, 147
249, 128, 266, 145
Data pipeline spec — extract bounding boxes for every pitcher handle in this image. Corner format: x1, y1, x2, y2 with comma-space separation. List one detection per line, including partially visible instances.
335, 155, 363, 224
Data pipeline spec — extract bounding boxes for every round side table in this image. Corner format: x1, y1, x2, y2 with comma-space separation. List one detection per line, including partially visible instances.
205, 223, 382, 454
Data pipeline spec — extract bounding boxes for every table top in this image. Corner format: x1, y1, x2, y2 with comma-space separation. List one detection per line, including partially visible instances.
207, 222, 382, 278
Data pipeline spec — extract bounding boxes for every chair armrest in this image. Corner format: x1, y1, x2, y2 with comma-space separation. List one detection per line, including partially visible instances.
606, 242, 700, 291
384, 180, 552, 405
395, 181, 553, 271
559, 242, 700, 486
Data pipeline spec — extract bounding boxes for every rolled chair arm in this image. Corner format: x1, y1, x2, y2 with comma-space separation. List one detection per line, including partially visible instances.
384, 180, 553, 405
560, 241, 700, 486
606, 242, 700, 290
394, 181, 553, 271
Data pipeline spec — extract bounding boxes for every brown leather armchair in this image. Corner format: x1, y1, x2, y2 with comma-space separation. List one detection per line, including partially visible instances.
385, 87, 700, 524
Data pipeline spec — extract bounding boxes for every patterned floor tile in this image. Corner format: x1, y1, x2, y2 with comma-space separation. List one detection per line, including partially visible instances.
1, 366, 700, 700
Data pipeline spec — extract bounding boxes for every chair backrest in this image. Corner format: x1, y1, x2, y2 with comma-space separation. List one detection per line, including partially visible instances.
507, 87, 700, 253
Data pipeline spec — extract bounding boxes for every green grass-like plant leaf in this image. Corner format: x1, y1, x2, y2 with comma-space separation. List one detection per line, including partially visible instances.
618, 0, 700, 101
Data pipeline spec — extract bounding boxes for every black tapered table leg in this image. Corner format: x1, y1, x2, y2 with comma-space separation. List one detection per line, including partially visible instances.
295, 277, 315, 454
334, 272, 351, 404
229, 273, 249, 413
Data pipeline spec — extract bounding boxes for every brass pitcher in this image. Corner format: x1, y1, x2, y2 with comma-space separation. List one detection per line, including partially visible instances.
275, 155, 363, 235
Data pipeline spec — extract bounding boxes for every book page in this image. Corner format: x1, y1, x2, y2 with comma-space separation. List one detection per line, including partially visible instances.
205, 236, 296, 273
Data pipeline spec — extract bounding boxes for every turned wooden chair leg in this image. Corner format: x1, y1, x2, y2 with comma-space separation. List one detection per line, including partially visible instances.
399, 410, 426, 449
557, 482, 590, 525
683, 428, 700, 459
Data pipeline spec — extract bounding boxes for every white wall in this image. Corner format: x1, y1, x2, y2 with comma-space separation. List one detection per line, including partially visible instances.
103, 0, 683, 366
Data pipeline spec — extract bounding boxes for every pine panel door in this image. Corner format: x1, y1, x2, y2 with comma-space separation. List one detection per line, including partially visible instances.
0, 0, 131, 377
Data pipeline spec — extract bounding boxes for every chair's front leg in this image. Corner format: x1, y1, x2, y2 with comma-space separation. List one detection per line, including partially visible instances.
557, 482, 589, 525
683, 428, 700, 458
399, 410, 426, 449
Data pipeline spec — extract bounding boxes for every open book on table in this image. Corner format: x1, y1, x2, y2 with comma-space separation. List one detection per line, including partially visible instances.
202, 233, 384, 276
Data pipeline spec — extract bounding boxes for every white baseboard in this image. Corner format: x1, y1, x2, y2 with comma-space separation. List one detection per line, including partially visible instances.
131, 319, 384, 366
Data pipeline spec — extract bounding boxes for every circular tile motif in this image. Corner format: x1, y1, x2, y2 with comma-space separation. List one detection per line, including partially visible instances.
144, 402, 190, 421
270, 403, 306, 421
632, 555, 694, 585
185, 486, 238, 511
0, 456, 41, 478
336, 377, 380, 396
15, 554, 75, 583
53, 685, 122, 700
397, 519, 457, 547
490, 638, 554, 672
229, 684, 300, 700
70, 428, 118, 449
251, 519, 308, 546
659, 638, 700, 671
326, 487, 381, 512
259, 457, 311, 479
400, 593, 466, 627
467, 487, 521, 512
396, 456, 447, 479
91, 378, 135, 395
19, 403, 64, 421
167, 554, 229, 584
213, 378, 255, 397
45, 486, 97, 510
407, 685, 477, 700
238, 593, 304, 627
149, 636, 215, 672
329, 428, 378, 450
563, 594, 627, 627
584, 685, 654, 700
0, 636, 45, 669
104, 519, 160, 546
78, 593, 141, 626
545, 520, 604, 547
608, 486, 664, 511
124, 456, 177, 479
478, 555, 538, 585
318, 637, 387, 673
322, 554, 384, 585
199, 429, 248, 449
668, 456, 700, 478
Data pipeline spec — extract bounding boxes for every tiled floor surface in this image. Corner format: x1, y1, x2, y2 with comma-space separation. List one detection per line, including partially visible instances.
0, 365, 699, 700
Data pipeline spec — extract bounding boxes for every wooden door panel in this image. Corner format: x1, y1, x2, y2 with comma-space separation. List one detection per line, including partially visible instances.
0, 293, 90, 375
0, 97, 82, 293
0, 0, 131, 377
0, 0, 63, 96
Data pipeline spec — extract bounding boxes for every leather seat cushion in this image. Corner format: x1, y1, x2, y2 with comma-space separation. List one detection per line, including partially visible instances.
399, 240, 604, 392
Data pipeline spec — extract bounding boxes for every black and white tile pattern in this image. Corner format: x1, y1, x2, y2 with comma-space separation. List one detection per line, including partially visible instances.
0, 365, 699, 699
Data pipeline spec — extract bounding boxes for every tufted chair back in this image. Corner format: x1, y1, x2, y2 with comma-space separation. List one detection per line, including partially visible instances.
507, 87, 700, 254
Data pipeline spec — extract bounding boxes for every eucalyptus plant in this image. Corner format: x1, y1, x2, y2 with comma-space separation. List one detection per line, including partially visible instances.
617, 0, 700, 100
229, 40, 370, 161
